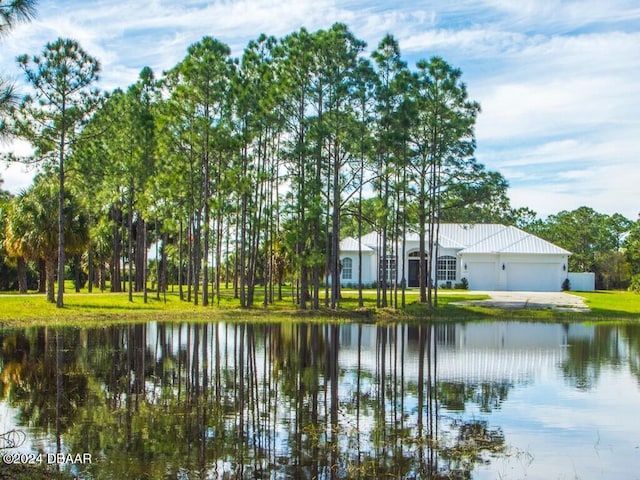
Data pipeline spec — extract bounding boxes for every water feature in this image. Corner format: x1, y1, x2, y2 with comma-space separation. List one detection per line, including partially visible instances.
0, 320, 638, 479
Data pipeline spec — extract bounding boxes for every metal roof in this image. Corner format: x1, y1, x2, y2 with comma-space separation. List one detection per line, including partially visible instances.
341, 224, 571, 255
458, 225, 571, 255
339, 236, 375, 253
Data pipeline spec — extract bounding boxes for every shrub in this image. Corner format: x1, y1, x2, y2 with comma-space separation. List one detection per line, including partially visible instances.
561, 278, 571, 291
455, 277, 469, 290
629, 275, 640, 294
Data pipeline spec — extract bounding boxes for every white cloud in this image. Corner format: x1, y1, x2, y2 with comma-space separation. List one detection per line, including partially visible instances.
487, 127, 639, 218
508, 158, 640, 219
0, 0, 638, 220
474, 32, 640, 140
1, 162, 36, 194
402, 27, 531, 56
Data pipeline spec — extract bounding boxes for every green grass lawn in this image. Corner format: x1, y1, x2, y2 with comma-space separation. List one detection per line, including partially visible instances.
0, 286, 638, 327
0, 286, 488, 326
571, 290, 640, 317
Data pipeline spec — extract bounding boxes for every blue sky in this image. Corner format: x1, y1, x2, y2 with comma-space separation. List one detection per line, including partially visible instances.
2, 0, 639, 219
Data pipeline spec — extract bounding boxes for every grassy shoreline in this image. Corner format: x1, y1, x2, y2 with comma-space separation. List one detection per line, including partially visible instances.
0, 288, 638, 328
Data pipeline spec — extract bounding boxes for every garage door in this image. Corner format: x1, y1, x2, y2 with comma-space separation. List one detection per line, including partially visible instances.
468, 262, 497, 290
507, 263, 559, 291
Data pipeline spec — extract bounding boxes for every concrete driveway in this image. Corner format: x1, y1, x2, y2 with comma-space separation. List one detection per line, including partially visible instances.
451, 291, 590, 312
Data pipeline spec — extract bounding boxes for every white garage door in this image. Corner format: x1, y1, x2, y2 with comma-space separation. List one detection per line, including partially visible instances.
507, 263, 559, 291
468, 262, 497, 290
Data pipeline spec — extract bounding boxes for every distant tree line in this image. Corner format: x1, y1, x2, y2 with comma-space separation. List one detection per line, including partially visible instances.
520, 206, 640, 291
2, 22, 639, 307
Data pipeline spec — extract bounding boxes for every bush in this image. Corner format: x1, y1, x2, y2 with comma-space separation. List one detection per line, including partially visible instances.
454, 277, 469, 290
629, 275, 640, 294
561, 278, 571, 291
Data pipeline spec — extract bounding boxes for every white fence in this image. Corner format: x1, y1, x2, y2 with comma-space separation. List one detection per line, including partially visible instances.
567, 272, 595, 292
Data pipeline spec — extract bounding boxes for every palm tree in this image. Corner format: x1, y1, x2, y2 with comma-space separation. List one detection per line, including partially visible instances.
5, 175, 89, 302
0, 180, 24, 292
4, 182, 54, 298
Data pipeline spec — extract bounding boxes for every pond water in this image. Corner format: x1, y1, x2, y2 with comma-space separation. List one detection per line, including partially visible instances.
0, 320, 639, 479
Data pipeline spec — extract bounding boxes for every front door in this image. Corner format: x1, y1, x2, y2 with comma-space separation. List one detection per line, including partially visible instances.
408, 259, 427, 287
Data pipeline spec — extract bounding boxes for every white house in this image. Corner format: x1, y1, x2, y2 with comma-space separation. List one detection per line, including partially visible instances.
339, 223, 571, 292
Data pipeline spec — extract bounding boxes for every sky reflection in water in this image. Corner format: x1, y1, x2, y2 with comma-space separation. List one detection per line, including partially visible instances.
0, 320, 638, 479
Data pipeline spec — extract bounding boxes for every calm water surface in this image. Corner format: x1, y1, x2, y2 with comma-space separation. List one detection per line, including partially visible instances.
0, 320, 639, 479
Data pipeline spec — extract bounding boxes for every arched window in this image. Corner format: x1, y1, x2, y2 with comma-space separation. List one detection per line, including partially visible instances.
342, 257, 353, 280
437, 256, 457, 281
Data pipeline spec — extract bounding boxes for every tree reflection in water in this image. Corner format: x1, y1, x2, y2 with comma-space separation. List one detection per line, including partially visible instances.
0, 322, 513, 479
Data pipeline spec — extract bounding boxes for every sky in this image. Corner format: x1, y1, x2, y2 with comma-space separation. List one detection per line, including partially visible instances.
1, 0, 639, 220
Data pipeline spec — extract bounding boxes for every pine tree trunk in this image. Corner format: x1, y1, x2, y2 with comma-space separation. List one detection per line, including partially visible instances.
111, 205, 122, 292
187, 217, 193, 303
46, 256, 56, 303
135, 217, 146, 292
330, 146, 341, 309
56, 129, 66, 308
143, 219, 148, 304
87, 247, 93, 293
128, 192, 134, 302
178, 217, 184, 300
73, 254, 81, 292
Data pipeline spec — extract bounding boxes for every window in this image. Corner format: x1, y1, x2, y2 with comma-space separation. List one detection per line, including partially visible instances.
408, 251, 429, 260
378, 256, 397, 284
342, 257, 352, 280
437, 256, 457, 281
